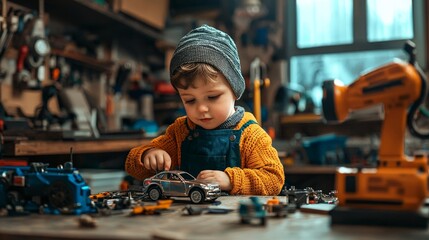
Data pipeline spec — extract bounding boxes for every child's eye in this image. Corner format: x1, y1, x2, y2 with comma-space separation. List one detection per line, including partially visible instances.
208, 95, 220, 100
184, 99, 195, 104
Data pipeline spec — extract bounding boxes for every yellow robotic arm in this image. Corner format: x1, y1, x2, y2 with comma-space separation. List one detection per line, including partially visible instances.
322, 58, 422, 162
321, 41, 429, 214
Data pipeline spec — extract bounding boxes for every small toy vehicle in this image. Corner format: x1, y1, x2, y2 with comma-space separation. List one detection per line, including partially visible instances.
142, 170, 221, 204
239, 196, 266, 226
265, 197, 287, 218
0, 162, 94, 215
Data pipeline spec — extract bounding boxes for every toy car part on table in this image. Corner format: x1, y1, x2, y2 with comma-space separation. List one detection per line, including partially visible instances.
181, 205, 234, 215
89, 191, 137, 211
78, 214, 97, 228
265, 197, 288, 218
282, 186, 338, 207
131, 199, 173, 215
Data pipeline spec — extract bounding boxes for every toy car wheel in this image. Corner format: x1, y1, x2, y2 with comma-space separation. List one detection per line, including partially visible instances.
148, 187, 161, 201
189, 189, 204, 204
260, 217, 267, 226
241, 218, 249, 224
0, 177, 9, 187
7, 192, 19, 207
48, 181, 74, 211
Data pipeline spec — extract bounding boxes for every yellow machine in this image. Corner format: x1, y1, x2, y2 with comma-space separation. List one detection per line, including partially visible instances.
322, 41, 429, 227
250, 58, 270, 125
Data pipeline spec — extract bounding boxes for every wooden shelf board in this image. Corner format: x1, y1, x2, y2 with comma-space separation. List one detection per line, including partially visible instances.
9, 0, 162, 40
4, 138, 151, 156
51, 49, 114, 72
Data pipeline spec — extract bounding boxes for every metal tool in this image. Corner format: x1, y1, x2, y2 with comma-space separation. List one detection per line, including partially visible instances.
12, 44, 31, 95
0, 2, 18, 78
250, 57, 270, 125
11, 0, 50, 93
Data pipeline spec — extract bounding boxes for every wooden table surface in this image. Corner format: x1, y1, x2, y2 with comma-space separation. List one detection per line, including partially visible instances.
0, 196, 428, 240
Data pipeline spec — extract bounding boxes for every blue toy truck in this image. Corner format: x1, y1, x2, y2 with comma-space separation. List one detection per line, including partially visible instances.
0, 162, 94, 215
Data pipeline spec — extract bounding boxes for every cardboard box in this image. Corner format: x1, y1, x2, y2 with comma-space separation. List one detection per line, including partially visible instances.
114, 0, 169, 29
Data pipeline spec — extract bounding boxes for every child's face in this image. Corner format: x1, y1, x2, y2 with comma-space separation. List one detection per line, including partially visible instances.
177, 74, 236, 129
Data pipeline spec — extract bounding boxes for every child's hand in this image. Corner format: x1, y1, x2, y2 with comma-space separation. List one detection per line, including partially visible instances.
142, 148, 171, 172
197, 170, 232, 191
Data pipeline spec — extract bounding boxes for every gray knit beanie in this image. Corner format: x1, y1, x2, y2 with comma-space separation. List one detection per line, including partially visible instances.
170, 24, 245, 99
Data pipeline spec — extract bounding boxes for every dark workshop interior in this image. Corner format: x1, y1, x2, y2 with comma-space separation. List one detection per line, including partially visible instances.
1, 0, 429, 239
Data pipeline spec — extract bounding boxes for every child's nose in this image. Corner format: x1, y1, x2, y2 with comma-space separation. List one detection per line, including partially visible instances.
197, 103, 209, 112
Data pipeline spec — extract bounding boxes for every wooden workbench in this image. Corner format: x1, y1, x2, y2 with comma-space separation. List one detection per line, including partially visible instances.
0, 196, 427, 240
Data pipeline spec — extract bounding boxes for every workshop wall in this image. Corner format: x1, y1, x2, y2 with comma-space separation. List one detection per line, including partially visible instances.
0, 0, 285, 136
0, 0, 169, 134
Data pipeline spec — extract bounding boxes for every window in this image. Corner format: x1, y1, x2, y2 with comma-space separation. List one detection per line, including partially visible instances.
285, 0, 425, 112
296, 0, 353, 48
170, 174, 180, 181
155, 173, 165, 179
180, 172, 196, 180
161, 173, 170, 180
367, 0, 413, 42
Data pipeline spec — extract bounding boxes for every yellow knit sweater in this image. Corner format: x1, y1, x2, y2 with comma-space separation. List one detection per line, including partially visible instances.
125, 112, 285, 195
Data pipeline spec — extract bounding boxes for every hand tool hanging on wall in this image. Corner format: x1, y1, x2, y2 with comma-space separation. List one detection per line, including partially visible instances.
113, 62, 132, 94
12, 44, 31, 95
0, 1, 19, 79
250, 57, 270, 125
0, 0, 8, 62
12, 11, 35, 95
12, 0, 50, 94
0, 5, 17, 60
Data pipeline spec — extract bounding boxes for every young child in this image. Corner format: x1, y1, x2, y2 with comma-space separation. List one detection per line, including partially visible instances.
125, 24, 284, 195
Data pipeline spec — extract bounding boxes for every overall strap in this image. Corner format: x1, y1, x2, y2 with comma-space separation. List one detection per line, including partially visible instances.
184, 118, 192, 131
239, 120, 257, 131
185, 117, 257, 131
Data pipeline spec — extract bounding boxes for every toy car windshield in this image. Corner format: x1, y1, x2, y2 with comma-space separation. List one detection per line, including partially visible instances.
179, 172, 196, 181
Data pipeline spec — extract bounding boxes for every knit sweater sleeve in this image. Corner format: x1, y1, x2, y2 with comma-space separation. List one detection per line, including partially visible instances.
125, 117, 187, 180
225, 114, 285, 195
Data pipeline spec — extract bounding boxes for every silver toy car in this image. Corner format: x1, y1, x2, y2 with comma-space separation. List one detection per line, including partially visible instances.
142, 170, 221, 204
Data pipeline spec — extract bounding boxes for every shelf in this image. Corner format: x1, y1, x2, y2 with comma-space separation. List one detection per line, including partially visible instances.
281, 113, 322, 124
284, 165, 337, 174
279, 113, 382, 139
51, 48, 114, 73
4, 138, 151, 156
9, 0, 163, 41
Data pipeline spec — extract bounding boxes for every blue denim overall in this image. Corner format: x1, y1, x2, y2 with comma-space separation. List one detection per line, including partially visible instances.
181, 119, 257, 177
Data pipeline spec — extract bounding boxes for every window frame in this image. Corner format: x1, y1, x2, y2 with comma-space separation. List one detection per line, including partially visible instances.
284, 0, 427, 70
